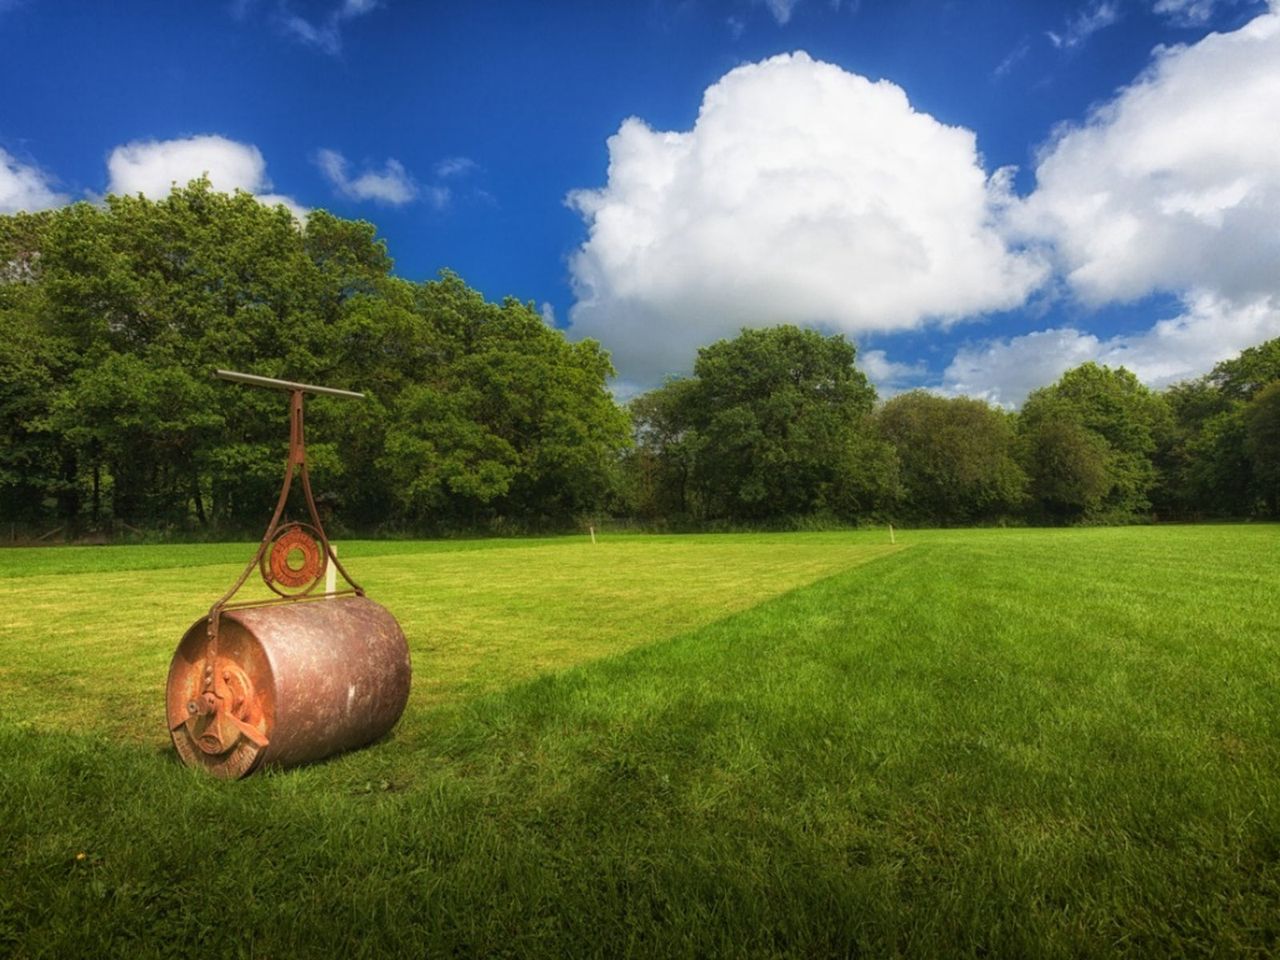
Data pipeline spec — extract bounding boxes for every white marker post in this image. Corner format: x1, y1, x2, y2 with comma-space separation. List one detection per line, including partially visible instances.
589, 524, 597, 545
889, 523, 895, 544
326, 543, 338, 596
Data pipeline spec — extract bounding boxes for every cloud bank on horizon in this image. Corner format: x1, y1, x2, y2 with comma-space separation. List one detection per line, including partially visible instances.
567, 3, 1280, 404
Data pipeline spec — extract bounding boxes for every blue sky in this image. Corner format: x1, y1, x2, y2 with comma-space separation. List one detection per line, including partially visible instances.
2, 0, 1278, 403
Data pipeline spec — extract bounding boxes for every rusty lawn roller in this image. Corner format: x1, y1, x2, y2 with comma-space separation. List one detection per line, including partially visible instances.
166, 370, 411, 779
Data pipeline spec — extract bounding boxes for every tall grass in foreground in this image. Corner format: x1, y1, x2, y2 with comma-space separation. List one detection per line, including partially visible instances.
2, 527, 1278, 957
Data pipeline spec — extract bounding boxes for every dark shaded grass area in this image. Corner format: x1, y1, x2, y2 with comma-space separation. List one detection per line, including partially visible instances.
3, 527, 1280, 957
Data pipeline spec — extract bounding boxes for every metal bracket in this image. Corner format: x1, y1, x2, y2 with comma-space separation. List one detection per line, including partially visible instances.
203, 370, 367, 690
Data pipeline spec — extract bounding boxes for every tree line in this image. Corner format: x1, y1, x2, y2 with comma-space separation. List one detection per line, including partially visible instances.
2, 182, 1277, 537
627, 328, 1280, 527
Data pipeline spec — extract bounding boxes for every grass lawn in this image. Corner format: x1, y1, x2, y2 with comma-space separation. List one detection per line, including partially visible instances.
1, 526, 1278, 957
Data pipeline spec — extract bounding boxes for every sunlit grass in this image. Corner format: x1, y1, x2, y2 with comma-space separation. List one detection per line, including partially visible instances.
0, 532, 899, 738
2, 526, 1279, 957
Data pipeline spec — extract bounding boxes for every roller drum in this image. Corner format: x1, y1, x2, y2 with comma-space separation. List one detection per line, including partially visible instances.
166, 596, 411, 779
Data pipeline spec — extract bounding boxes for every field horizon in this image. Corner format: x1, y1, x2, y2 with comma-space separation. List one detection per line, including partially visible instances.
3, 526, 1278, 957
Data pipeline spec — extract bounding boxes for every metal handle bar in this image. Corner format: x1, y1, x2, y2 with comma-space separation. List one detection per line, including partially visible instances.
214, 369, 365, 400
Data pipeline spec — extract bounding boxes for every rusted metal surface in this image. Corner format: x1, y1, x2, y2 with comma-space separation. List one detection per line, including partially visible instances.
167, 597, 411, 778
166, 370, 411, 779
263, 522, 327, 595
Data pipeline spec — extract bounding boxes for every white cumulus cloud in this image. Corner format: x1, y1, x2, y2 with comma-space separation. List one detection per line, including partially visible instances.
0, 147, 67, 214
949, 4, 1280, 405
314, 148, 417, 205
567, 52, 1046, 384
1015, 7, 1280, 306
106, 135, 307, 218
942, 293, 1280, 407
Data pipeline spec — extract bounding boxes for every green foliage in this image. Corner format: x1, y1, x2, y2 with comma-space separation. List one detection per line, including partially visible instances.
0, 183, 626, 532
1024, 417, 1112, 517
1155, 338, 1280, 519
622, 378, 702, 521
623, 335, 1280, 529
624, 326, 893, 522
1244, 380, 1280, 513
380, 294, 630, 525
1180, 407, 1254, 516
1209, 337, 1280, 402
876, 391, 1026, 523
1020, 363, 1172, 521
0, 211, 68, 520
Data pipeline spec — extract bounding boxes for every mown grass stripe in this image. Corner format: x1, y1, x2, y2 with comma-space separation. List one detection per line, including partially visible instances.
2, 527, 1278, 957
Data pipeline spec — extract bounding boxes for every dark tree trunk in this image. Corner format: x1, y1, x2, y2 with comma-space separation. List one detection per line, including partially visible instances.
57, 452, 79, 521
192, 466, 208, 526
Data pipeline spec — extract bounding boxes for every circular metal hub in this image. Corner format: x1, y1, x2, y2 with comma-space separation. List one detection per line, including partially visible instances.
261, 522, 326, 596
167, 623, 274, 780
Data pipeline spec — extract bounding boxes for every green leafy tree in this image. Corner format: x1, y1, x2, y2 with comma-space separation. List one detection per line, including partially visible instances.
1175, 407, 1253, 518
1020, 363, 1171, 521
623, 378, 703, 521
1208, 338, 1280, 402
1156, 337, 1280, 518
1244, 380, 1280, 515
46, 354, 223, 523
0, 181, 630, 533
15, 175, 1280, 534
379, 292, 630, 527
876, 391, 1026, 523
1023, 418, 1112, 518
666, 325, 890, 522
18, 183, 352, 527
0, 210, 70, 521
